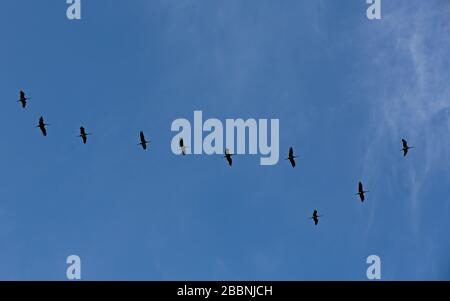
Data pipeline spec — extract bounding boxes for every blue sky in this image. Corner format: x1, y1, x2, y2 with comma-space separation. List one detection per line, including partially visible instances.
0, 0, 449, 280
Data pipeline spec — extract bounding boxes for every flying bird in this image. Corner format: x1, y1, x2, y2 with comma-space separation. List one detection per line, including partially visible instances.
286, 147, 297, 167
179, 138, 187, 155
401, 139, 414, 157
36, 116, 49, 136
356, 181, 369, 202
18, 90, 31, 108
78, 126, 91, 144
138, 131, 150, 150
224, 148, 233, 166
310, 209, 322, 226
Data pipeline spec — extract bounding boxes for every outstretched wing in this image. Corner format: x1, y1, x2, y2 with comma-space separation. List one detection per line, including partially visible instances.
41, 127, 47, 137
359, 181, 363, 193
402, 139, 407, 148
20, 90, 25, 99
313, 217, 318, 225
226, 156, 232, 166
289, 147, 293, 157
289, 157, 295, 167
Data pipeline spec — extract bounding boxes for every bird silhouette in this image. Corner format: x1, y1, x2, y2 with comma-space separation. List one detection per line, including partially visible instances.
36, 116, 49, 136
356, 181, 369, 202
78, 126, 91, 144
401, 139, 414, 157
310, 209, 323, 226
137, 131, 151, 150
224, 148, 233, 166
18, 90, 30, 108
286, 147, 297, 167
179, 138, 187, 155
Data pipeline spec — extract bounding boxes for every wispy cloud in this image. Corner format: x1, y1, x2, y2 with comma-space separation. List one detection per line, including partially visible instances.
359, 1, 450, 257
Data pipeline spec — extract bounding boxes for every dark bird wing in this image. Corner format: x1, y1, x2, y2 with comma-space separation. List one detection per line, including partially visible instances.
402, 139, 408, 148
359, 181, 363, 193
41, 126, 47, 137
20, 90, 25, 99
289, 147, 293, 157
359, 193, 365, 202
226, 155, 232, 166
289, 157, 295, 167
313, 216, 318, 225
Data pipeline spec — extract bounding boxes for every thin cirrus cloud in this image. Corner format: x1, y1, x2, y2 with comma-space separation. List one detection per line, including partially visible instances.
366, 1, 449, 202
359, 0, 450, 277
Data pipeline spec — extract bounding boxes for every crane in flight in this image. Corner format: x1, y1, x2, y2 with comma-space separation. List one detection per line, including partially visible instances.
356, 181, 369, 202
78, 126, 91, 144
179, 138, 187, 155
18, 90, 31, 108
224, 148, 234, 166
401, 139, 414, 157
286, 147, 297, 167
309, 209, 322, 226
36, 116, 49, 136
138, 131, 150, 150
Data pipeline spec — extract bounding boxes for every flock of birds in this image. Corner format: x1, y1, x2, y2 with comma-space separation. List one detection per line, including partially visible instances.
307, 139, 413, 225
18, 89, 415, 226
